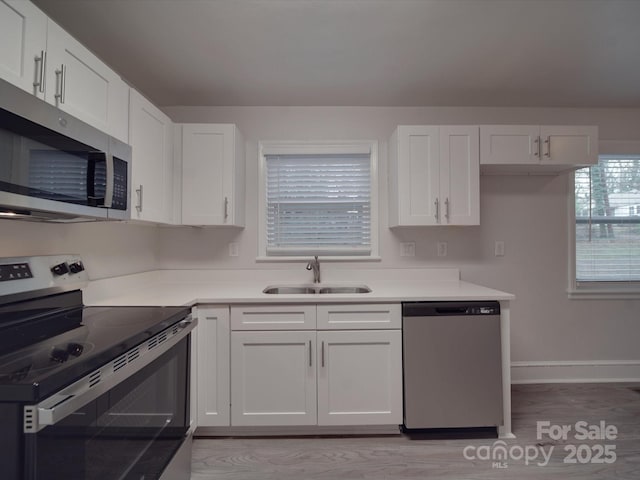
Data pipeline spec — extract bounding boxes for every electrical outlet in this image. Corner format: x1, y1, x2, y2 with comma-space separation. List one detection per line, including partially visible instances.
400, 242, 415, 257
229, 242, 239, 257
494, 241, 505, 257
437, 242, 447, 257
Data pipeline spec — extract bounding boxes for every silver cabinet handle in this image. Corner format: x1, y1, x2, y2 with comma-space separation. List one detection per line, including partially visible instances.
308, 340, 312, 367
54, 64, 66, 104
224, 196, 229, 221
136, 185, 143, 212
321, 341, 325, 367
445, 197, 450, 221
434, 198, 440, 222
544, 137, 550, 158
33, 50, 46, 93
533, 136, 540, 157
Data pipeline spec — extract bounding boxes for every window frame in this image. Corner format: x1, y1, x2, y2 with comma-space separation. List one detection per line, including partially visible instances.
569, 140, 640, 299
257, 140, 380, 262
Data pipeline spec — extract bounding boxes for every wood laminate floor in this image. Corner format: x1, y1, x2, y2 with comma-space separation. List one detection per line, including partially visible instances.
191, 383, 640, 479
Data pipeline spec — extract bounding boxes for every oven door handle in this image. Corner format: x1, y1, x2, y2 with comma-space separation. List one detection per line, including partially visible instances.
24, 315, 196, 433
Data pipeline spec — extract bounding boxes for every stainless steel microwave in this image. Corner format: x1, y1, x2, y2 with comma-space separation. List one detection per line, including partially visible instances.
0, 79, 131, 222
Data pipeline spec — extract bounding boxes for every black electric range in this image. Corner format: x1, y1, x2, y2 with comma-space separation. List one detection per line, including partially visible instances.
0, 255, 195, 480
0, 296, 190, 402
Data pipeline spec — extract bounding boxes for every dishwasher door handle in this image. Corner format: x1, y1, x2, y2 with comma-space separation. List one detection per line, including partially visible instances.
435, 307, 468, 315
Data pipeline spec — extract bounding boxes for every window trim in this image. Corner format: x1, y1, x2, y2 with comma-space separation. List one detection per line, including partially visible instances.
257, 140, 380, 261
569, 140, 640, 299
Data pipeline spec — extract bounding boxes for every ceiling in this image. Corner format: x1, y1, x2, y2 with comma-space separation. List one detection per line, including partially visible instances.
32, 0, 640, 108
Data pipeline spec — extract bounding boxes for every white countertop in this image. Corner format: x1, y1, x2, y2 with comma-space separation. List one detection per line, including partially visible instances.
84, 267, 514, 307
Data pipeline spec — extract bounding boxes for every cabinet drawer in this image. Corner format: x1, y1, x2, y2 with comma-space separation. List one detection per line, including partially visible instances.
317, 304, 401, 330
231, 304, 316, 330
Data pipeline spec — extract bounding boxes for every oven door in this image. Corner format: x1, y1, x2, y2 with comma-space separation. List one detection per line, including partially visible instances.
24, 334, 191, 480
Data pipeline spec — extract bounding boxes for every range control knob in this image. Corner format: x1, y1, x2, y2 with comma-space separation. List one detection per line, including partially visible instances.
51, 262, 70, 276
50, 348, 70, 363
67, 343, 84, 357
68, 261, 85, 274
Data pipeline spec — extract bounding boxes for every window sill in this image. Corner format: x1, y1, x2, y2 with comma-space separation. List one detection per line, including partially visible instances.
568, 287, 640, 300
256, 256, 382, 263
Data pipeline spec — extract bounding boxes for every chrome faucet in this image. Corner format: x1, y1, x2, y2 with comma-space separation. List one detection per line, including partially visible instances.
306, 256, 321, 283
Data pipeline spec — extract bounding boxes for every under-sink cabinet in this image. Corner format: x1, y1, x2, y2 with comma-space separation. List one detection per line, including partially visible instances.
225, 303, 402, 429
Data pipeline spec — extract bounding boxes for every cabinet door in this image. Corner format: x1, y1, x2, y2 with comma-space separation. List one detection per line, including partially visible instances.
480, 125, 540, 165
45, 20, 129, 142
0, 0, 47, 99
182, 124, 236, 225
129, 89, 174, 223
440, 126, 480, 225
541, 125, 598, 166
231, 331, 317, 426
394, 125, 440, 225
196, 306, 230, 427
317, 330, 402, 426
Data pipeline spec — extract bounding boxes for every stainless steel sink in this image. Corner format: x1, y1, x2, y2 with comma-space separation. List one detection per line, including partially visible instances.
263, 284, 371, 295
262, 286, 317, 294
318, 286, 371, 294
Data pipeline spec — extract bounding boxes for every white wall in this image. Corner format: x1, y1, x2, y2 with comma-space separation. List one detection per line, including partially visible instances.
0, 221, 159, 280
160, 105, 640, 380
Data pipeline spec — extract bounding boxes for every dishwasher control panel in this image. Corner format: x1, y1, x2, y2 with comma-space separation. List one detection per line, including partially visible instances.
402, 301, 500, 317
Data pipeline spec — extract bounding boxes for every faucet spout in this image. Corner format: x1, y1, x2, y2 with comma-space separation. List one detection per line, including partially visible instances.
306, 256, 321, 283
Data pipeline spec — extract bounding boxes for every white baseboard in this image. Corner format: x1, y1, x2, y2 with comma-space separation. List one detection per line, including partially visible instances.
511, 360, 640, 384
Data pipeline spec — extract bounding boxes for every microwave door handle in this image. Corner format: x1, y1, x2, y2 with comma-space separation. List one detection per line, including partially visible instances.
103, 153, 114, 208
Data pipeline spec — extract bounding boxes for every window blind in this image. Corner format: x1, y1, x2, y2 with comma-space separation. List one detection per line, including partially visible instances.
265, 153, 371, 256
575, 155, 640, 282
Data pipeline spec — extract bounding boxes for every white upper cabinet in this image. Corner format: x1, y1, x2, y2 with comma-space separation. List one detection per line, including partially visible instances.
45, 20, 129, 142
129, 89, 174, 223
480, 125, 598, 174
181, 123, 245, 226
0, 2, 129, 142
0, 0, 47, 99
389, 125, 480, 227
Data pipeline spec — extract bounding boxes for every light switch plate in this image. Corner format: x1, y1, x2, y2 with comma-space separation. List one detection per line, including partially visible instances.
437, 242, 447, 257
229, 242, 239, 257
495, 241, 505, 257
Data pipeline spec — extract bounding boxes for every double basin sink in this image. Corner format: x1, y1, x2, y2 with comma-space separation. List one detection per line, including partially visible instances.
263, 284, 372, 295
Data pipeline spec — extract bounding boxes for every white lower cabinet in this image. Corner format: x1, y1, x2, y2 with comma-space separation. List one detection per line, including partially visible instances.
317, 330, 402, 426
231, 330, 317, 426
195, 306, 230, 427
227, 303, 402, 429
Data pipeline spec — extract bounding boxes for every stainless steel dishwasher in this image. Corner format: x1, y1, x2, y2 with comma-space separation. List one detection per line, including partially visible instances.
402, 301, 503, 431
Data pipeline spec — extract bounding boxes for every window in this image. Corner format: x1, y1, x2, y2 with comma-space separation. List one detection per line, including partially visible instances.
574, 155, 640, 286
258, 141, 378, 259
